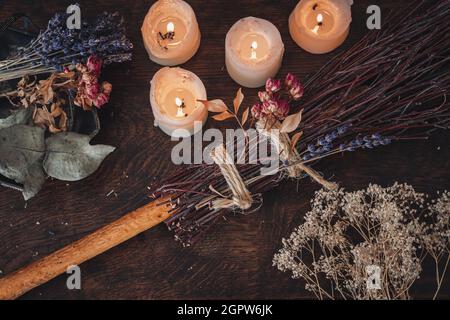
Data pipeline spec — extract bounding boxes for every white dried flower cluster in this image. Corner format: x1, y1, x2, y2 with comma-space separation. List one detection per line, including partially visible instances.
273, 183, 449, 300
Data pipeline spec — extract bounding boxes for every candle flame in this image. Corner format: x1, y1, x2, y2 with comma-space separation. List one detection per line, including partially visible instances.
167, 22, 175, 33
312, 13, 323, 34
175, 97, 186, 118
317, 13, 324, 24
250, 41, 258, 60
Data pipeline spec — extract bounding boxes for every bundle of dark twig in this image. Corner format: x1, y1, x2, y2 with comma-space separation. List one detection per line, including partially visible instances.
152, 0, 450, 246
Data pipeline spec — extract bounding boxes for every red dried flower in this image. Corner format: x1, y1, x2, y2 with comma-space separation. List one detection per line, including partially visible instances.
262, 99, 290, 120
251, 103, 263, 120
258, 90, 271, 103
285, 72, 298, 88
265, 78, 282, 93
74, 55, 112, 110
289, 81, 304, 101
86, 54, 103, 77
93, 82, 112, 108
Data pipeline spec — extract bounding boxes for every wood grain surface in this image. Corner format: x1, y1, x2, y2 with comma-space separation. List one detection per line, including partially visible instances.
0, 0, 449, 299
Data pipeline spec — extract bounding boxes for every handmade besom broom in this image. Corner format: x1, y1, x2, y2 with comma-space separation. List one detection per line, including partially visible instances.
1, 0, 449, 299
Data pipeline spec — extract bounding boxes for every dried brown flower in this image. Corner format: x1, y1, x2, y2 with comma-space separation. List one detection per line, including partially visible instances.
74, 58, 112, 111
0, 72, 75, 133
1, 56, 112, 133
32, 100, 68, 133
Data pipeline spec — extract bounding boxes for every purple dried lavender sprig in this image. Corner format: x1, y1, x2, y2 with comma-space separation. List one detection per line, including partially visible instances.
0, 9, 133, 81
302, 133, 392, 161
304, 123, 352, 157
4, 12, 131, 70
38, 11, 132, 67
338, 134, 392, 153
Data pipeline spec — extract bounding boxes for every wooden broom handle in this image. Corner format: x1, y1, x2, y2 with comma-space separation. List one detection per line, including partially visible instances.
0, 197, 173, 300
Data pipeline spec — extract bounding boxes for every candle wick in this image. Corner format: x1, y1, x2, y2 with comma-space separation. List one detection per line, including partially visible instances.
250, 41, 258, 60
316, 13, 324, 27
157, 30, 176, 51
158, 31, 175, 41
167, 31, 175, 40
175, 98, 188, 117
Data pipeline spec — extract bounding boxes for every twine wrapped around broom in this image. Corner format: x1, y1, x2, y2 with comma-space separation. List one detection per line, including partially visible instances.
256, 119, 338, 190
210, 144, 253, 210
209, 127, 337, 211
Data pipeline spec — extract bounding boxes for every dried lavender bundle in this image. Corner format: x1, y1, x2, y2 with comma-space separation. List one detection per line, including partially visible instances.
152, 0, 450, 246
0, 11, 133, 82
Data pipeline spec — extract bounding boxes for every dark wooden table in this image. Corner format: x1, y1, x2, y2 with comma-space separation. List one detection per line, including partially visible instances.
0, 0, 449, 299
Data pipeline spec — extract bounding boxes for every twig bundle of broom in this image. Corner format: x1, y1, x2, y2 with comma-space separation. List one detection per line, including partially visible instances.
153, 0, 450, 246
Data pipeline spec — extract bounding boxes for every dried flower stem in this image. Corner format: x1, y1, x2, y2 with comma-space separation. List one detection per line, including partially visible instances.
273, 184, 449, 300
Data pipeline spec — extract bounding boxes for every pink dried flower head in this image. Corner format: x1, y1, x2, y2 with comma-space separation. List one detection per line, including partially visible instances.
262, 99, 290, 120
262, 100, 276, 115
251, 103, 263, 120
74, 58, 112, 110
274, 99, 290, 119
102, 81, 112, 95
94, 92, 109, 108
258, 90, 271, 103
285, 72, 299, 88
289, 81, 304, 101
86, 82, 100, 99
93, 81, 112, 108
265, 78, 282, 93
86, 55, 103, 77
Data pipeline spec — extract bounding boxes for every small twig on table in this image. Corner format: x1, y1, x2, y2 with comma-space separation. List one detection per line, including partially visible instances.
0, 178, 24, 192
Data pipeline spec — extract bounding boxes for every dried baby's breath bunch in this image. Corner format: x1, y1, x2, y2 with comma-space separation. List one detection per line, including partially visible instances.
273, 183, 449, 300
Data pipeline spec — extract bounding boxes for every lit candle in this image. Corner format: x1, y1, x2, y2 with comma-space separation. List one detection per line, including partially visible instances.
141, 0, 201, 66
225, 17, 285, 88
150, 67, 207, 137
289, 0, 353, 54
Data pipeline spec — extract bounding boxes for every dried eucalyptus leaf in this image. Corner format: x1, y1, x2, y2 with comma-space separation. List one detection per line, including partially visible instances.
0, 124, 46, 200
0, 108, 32, 130
22, 160, 46, 201
44, 132, 115, 181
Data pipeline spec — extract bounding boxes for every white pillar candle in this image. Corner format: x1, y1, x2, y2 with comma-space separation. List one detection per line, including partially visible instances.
289, 0, 352, 54
141, 0, 201, 66
150, 67, 207, 137
225, 17, 285, 88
